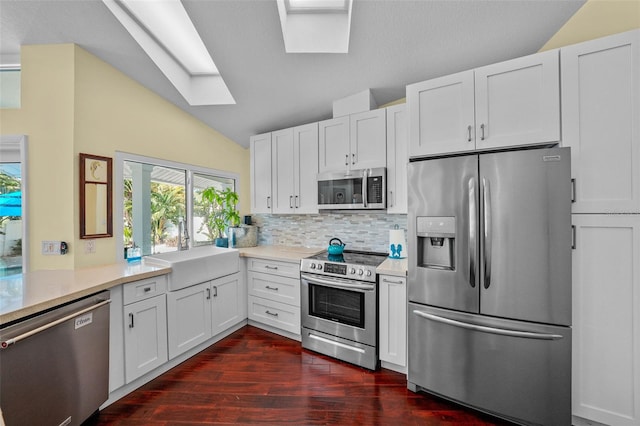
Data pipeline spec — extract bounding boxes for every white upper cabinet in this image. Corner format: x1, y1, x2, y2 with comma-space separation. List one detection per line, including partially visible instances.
271, 128, 295, 213
319, 109, 386, 173
252, 123, 319, 215
408, 50, 560, 157
386, 104, 408, 214
407, 70, 475, 156
292, 122, 319, 214
561, 30, 640, 214
250, 132, 272, 214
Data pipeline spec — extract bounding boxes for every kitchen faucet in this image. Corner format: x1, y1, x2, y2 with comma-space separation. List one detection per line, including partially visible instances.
178, 218, 190, 250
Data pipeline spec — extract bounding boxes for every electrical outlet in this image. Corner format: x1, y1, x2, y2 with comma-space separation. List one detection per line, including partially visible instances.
84, 240, 96, 254
42, 241, 61, 255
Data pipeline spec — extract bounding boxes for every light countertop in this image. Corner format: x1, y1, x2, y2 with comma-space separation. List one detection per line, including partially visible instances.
0, 262, 170, 325
238, 245, 325, 262
376, 258, 408, 277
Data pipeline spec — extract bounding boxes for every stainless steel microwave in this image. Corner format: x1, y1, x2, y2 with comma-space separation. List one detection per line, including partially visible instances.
317, 167, 386, 210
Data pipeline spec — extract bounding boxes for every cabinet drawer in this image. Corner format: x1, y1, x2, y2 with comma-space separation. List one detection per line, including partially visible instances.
123, 275, 168, 305
246, 258, 300, 279
248, 295, 300, 335
247, 271, 300, 305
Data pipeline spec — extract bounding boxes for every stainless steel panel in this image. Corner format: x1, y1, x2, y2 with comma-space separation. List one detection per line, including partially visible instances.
0, 291, 111, 426
479, 147, 572, 325
301, 327, 378, 370
408, 155, 479, 312
408, 303, 571, 426
301, 274, 376, 346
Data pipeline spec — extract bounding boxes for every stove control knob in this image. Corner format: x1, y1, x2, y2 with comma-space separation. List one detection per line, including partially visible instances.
317, 264, 323, 270
310, 263, 316, 269
350, 268, 356, 274
358, 269, 364, 276
366, 270, 372, 277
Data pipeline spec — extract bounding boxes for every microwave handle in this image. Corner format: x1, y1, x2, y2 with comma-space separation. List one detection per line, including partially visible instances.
362, 168, 369, 208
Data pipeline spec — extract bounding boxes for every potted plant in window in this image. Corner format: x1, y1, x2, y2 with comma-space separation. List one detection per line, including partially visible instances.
199, 186, 240, 247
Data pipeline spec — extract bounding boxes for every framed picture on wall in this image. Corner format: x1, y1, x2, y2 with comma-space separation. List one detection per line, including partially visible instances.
79, 153, 113, 238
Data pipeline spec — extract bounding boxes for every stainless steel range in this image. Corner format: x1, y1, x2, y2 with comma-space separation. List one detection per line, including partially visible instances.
300, 250, 387, 370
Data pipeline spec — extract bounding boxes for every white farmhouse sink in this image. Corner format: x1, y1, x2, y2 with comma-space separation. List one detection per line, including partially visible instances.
144, 246, 239, 290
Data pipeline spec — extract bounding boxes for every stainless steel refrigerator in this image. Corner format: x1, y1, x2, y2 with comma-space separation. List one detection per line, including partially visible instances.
407, 147, 572, 426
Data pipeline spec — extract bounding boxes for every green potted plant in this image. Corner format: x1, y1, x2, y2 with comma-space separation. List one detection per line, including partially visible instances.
199, 186, 240, 247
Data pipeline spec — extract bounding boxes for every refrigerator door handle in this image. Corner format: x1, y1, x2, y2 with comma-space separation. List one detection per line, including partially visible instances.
412, 310, 564, 340
482, 178, 492, 289
468, 177, 477, 288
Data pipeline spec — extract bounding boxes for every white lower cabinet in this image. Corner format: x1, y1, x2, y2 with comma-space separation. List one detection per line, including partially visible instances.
122, 276, 169, 384
379, 274, 407, 372
167, 272, 244, 359
572, 214, 640, 426
246, 257, 301, 337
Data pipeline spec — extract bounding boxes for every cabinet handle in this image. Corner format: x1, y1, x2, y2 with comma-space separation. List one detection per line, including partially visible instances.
389, 190, 394, 208
382, 278, 404, 285
267, 196, 271, 209
265, 310, 279, 317
213, 286, 218, 298
467, 125, 472, 142
206, 287, 211, 300
129, 313, 134, 328
480, 124, 486, 140
290, 195, 294, 208
571, 178, 576, 203
265, 285, 279, 291
295, 195, 299, 208
352, 153, 356, 165
143, 287, 151, 293
571, 225, 576, 250
345, 154, 348, 166
264, 265, 279, 270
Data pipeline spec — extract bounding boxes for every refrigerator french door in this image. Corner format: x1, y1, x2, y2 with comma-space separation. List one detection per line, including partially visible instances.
407, 147, 572, 426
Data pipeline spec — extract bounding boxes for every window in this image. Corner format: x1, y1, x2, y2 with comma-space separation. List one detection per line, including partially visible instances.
116, 152, 238, 260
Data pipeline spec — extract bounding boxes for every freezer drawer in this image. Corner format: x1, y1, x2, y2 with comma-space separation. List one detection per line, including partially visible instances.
408, 303, 571, 426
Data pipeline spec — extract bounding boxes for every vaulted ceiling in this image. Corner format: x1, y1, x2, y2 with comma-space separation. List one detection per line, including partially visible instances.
0, 0, 585, 148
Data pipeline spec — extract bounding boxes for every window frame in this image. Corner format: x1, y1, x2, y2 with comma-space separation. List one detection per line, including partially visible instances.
114, 151, 240, 261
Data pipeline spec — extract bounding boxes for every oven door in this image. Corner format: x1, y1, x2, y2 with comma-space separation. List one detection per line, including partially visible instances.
300, 273, 377, 347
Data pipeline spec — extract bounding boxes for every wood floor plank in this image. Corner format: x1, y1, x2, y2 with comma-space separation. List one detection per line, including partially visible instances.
89, 325, 514, 425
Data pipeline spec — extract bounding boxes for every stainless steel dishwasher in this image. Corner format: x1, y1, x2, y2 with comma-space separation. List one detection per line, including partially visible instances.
0, 290, 111, 426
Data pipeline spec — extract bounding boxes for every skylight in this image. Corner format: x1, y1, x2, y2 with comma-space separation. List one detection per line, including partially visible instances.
103, 0, 235, 106
276, 0, 353, 53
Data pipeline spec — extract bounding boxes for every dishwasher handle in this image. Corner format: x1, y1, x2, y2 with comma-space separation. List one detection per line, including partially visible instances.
1, 299, 111, 349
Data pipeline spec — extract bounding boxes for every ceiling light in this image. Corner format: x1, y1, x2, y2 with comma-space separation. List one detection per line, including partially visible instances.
103, 0, 234, 105
277, 0, 353, 53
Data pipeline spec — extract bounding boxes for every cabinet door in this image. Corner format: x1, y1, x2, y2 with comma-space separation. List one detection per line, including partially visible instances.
562, 30, 640, 214
475, 49, 560, 150
271, 128, 295, 214
386, 104, 408, 214
350, 109, 387, 169
407, 70, 475, 157
572, 214, 640, 426
318, 116, 350, 172
250, 132, 272, 213
379, 275, 407, 370
211, 273, 243, 335
293, 122, 319, 213
166, 282, 212, 360
124, 294, 168, 383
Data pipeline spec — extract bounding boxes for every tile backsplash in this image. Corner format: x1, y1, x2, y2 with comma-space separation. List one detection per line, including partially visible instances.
251, 213, 408, 253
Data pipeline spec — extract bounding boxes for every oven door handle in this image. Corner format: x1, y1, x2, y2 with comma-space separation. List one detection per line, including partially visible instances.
301, 273, 375, 292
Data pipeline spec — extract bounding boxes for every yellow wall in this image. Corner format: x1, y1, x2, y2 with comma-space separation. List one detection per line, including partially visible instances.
1, 44, 250, 270
540, 0, 640, 51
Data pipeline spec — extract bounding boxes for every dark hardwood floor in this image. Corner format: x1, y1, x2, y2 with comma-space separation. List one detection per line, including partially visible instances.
90, 325, 514, 425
